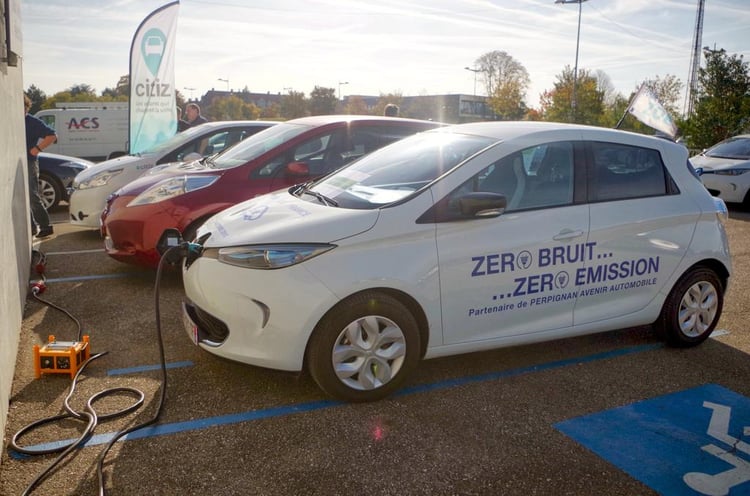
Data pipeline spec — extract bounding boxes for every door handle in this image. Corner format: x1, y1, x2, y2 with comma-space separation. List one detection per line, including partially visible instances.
553, 229, 584, 241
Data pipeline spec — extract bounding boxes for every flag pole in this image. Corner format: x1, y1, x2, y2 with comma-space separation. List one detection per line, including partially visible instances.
614, 83, 643, 129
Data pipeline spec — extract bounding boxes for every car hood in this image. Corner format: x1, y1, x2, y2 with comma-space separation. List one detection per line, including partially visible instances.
198, 191, 380, 247
690, 154, 750, 170
74, 153, 156, 182
146, 159, 207, 176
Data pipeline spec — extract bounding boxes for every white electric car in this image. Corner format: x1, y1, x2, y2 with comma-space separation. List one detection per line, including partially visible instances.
180, 121, 732, 402
691, 134, 750, 205
68, 121, 275, 228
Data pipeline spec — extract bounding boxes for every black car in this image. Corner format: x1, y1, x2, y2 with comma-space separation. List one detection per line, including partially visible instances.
38, 152, 94, 209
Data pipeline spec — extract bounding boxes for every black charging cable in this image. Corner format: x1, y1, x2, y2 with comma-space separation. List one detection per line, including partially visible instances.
10, 244, 184, 495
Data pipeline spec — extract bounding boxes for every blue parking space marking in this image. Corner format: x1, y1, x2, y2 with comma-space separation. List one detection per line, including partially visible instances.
555, 384, 750, 495
107, 361, 194, 376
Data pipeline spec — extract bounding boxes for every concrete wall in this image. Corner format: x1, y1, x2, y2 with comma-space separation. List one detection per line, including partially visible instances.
1, 0, 31, 452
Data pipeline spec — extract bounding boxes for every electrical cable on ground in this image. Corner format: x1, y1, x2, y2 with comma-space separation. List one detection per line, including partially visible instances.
10, 245, 182, 495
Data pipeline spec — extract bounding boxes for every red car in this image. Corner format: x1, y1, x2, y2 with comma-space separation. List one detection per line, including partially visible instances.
101, 115, 440, 268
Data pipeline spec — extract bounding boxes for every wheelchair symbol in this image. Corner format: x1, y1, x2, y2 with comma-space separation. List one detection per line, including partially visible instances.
683, 401, 750, 495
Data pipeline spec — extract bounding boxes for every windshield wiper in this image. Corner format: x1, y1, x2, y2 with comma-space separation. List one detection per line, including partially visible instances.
297, 185, 338, 207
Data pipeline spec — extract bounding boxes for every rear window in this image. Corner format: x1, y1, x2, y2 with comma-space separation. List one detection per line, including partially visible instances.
589, 142, 669, 202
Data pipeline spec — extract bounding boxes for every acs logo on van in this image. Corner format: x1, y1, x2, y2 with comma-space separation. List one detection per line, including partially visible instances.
67, 117, 100, 130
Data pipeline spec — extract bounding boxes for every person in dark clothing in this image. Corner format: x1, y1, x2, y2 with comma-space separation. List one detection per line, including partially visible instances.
384, 103, 399, 117
177, 106, 190, 132
24, 95, 57, 238
185, 103, 208, 127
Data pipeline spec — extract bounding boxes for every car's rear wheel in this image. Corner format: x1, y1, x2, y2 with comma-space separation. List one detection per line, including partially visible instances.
657, 268, 723, 347
38, 173, 63, 209
307, 291, 421, 402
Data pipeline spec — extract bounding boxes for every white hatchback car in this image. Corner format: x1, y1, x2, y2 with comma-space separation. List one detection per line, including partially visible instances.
179, 122, 732, 402
691, 134, 750, 205
68, 121, 275, 228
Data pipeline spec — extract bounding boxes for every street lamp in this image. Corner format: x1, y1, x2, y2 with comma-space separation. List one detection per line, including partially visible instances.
338, 81, 349, 100
183, 86, 195, 100
555, 0, 589, 121
464, 66, 480, 97
217, 78, 229, 91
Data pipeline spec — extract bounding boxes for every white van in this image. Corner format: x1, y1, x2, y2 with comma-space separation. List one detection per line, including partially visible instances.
35, 102, 129, 161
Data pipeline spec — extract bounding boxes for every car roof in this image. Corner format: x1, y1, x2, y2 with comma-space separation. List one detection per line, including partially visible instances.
284, 115, 438, 126
191, 120, 279, 129
431, 120, 682, 148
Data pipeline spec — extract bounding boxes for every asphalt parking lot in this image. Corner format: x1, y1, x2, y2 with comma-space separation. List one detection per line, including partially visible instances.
2, 204, 750, 496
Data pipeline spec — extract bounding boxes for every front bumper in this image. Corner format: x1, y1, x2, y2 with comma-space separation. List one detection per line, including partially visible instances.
182, 256, 339, 372
701, 174, 750, 203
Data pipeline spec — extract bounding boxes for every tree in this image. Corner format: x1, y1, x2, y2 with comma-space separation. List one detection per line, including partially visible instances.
281, 90, 308, 119
207, 94, 261, 120
474, 51, 530, 120
540, 66, 604, 125
343, 96, 369, 115
308, 86, 337, 115
25, 85, 46, 113
644, 74, 683, 117
683, 48, 750, 150
68, 84, 97, 98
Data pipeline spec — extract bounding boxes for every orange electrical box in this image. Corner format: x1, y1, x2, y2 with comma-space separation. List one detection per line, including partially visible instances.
33, 335, 91, 379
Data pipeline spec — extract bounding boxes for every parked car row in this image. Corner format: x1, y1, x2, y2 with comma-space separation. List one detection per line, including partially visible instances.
59, 119, 733, 402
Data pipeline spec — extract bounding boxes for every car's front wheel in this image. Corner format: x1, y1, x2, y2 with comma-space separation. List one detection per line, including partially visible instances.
38, 173, 62, 209
307, 291, 421, 402
657, 268, 724, 347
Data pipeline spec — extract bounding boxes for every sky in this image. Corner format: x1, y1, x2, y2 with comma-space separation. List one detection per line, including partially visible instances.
19, 0, 750, 114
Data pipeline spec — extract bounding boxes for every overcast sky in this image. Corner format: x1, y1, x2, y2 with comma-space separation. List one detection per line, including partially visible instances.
19, 0, 750, 113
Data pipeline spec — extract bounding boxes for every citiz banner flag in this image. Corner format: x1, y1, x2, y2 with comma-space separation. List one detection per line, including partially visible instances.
626, 83, 678, 139
129, 1, 180, 154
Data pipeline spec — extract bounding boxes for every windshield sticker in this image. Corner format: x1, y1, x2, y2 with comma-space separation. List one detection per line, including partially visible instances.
468, 241, 660, 317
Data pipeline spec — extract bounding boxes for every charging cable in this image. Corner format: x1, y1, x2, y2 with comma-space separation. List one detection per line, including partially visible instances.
11, 244, 184, 496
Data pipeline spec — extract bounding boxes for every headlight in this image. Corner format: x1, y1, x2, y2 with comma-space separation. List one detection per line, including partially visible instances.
713, 168, 750, 176
74, 168, 123, 189
213, 244, 335, 269
127, 175, 219, 206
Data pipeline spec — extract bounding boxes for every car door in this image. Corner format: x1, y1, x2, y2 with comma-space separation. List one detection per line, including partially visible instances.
433, 140, 590, 345
573, 140, 697, 325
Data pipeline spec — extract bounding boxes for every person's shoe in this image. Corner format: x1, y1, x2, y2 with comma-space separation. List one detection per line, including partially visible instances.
36, 226, 54, 238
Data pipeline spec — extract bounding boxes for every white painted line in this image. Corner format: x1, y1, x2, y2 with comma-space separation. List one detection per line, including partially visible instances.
710, 329, 730, 338
41, 249, 105, 255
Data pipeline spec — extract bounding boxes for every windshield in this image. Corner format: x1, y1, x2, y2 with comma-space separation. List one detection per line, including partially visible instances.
210, 122, 314, 170
705, 136, 750, 160
307, 131, 494, 209
140, 124, 214, 156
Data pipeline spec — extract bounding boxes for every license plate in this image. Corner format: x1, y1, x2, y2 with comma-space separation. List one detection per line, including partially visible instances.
181, 302, 199, 345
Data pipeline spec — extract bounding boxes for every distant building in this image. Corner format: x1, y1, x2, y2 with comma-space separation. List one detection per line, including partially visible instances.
196, 89, 497, 124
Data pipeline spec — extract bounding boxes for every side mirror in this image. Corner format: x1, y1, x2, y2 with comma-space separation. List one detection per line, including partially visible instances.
458, 192, 507, 218
286, 161, 310, 176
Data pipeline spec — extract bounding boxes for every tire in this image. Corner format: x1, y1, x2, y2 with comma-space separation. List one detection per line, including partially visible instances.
38, 173, 62, 209
307, 291, 421, 402
657, 268, 723, 348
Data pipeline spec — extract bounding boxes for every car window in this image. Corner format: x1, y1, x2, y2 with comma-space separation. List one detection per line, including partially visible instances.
589, 142, 668, 202
310, 132, 493, 209
705, 136, 750, 160
255, 131, 340, 177
446, 141, 575, 214
39, 115, 56, 130
211, 122, 312, 169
